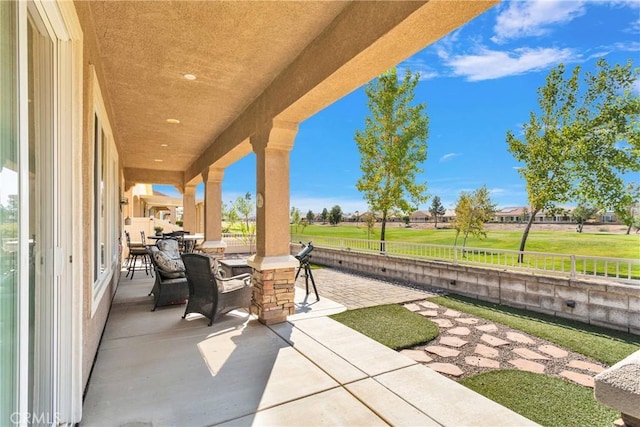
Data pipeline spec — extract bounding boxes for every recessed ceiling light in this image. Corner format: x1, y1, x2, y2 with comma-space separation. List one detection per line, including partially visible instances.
183, 73, 197, 81
166, 118, 180, 124
154, 159, 163, 162
160, 144, 169, 147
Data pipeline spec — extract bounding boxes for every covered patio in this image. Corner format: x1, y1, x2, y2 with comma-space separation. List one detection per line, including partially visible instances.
81, 268, 536, 426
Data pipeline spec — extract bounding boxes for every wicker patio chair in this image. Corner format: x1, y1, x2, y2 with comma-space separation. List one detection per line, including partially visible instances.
181, 253, 252, 326
147, 245, 188, 311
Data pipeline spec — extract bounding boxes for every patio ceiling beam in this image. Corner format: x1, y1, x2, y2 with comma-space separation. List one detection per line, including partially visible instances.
185, 0, 498, 183
123, 167, 183, 191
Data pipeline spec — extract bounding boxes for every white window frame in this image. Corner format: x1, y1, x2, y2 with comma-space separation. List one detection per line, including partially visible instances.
91, 66, 118, 316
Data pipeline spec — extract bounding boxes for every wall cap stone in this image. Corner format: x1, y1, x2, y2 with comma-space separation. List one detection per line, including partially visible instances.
594, 350, 640, 420
248, 254, 298, 271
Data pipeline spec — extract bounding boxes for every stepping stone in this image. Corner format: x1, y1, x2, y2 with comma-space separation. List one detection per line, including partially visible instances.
443, 309, 461, 318
456, 318, 479, 325
567, 360, 605, 374
431, 318, 454, 328
538, 344, 568, 358
508, 358, 545, 374
475, 343, 500, 359
505, 332, 535, 344
439, 336, 468, 348
560, 370, 594, 388
428, 362, 464, 377
476, 324, 498, 332
418, 310, 439, 317
465, 356, 500, 369
400, 350, 433, 363
404, 303, 422, 312
448, 326, 471, 336
480, 334, 510, 347
512, 348, 549, 360
418, 300, 439, 309
425, 345, 460, 358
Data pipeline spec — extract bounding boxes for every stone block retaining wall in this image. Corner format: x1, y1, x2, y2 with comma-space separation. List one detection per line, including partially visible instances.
295, 246, 639, 335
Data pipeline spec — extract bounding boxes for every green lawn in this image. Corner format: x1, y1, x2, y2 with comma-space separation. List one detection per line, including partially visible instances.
330, 304, 439, 350
431, 294, 639, 366
460, 370, 618, 427
292, 224, 640, 259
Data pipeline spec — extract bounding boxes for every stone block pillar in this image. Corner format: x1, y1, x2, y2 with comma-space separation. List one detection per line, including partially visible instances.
248, 121, 299, 324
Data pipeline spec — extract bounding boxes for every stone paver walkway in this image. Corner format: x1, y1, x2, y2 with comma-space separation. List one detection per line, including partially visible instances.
402, 299, 606, 387
299, 267, 608, 389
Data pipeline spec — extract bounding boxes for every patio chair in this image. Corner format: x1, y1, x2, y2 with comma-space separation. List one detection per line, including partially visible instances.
147, 245, 188, 311
181, 253, 252, 326
124, 231, 152, 279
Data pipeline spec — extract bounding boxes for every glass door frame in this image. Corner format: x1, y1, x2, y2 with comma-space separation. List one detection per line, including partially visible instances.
15, 1, 83, 424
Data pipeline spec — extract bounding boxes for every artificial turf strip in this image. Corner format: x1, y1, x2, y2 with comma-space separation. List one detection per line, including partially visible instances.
460, 370, 618, 427
430, 295, 640, 366
330, 304, 439, 350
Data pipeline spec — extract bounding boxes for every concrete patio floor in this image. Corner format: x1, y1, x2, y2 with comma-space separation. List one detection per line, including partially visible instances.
81, 266, 538, 426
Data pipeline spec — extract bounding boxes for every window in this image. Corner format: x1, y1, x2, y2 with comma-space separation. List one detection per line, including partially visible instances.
91, 70, 118, 312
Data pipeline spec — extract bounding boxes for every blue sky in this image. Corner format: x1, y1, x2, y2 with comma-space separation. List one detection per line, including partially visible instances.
156, 0, 640, 214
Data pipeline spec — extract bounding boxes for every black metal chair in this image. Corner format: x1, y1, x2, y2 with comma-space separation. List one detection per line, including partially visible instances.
181, 253, 252, 326
124, 231, 152, 279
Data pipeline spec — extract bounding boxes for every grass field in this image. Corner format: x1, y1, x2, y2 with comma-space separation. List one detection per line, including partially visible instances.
292, 224, 639, 259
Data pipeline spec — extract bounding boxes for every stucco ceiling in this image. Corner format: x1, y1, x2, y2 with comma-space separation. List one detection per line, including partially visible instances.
78, 1, 498, 185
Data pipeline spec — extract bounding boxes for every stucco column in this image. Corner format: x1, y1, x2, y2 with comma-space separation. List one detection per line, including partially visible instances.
169, 206, 177, 224
182, 184, 197, 233
200, 166, 227, 258
247, 121, 299, 325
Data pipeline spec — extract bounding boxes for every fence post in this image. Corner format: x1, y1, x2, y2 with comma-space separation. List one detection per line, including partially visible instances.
453, 246, 458, 265
570, 255, 576, 280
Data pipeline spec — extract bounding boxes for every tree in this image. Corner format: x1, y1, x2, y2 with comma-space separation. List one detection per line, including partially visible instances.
290, 206, 301, 233
321, 208, 328, 223
355, 67, 429, 245
571, 204, 598, 233
429, 196, 445, 229
507, 58, 639, 260
452, 186, 496, 248
306, 209, 315, 224
329, 205, 343, 225
615, 183, 640, 235
231, 192, 255, 252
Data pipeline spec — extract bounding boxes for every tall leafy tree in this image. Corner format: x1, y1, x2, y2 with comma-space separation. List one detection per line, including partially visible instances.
571, 204, 598, 233
429, 195, 446, 229
355, 67, 429, 244
290, 206, 301, 233
507, 59, 639, 259
329, 205, 343, 225
306, 209, 315, 224
615, 183, 640, 235
452, 186, 496, 248
320, 208, 328, 223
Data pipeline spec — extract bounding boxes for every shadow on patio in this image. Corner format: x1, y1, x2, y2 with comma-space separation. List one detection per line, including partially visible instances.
80, 266, 537, 426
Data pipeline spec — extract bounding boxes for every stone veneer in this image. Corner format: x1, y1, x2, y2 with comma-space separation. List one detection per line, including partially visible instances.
294, 245, 639, 335
251, 267, 296, 324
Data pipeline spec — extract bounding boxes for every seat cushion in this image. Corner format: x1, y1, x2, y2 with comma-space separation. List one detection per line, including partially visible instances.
220, 278, 248, 293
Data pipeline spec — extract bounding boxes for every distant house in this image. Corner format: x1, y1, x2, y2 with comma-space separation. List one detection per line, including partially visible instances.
410, 210, 430, 223
493, 207, 530, 223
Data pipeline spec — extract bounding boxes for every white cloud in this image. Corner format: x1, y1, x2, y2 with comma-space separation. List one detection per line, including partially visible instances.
446, 47, 577, 81
492, 0, 587, 43
439, 153, 460, 162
